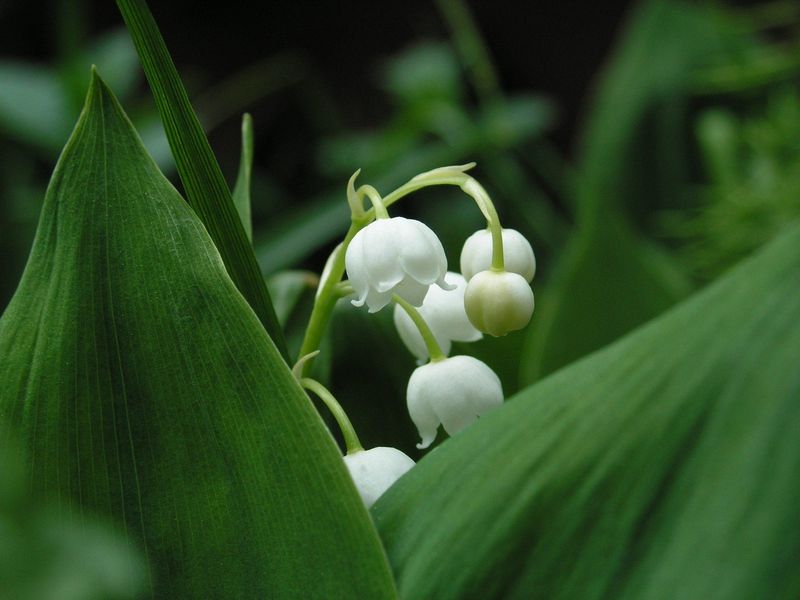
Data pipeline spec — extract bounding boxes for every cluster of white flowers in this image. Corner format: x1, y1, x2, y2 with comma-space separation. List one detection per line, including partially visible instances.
303, 167, 536, 508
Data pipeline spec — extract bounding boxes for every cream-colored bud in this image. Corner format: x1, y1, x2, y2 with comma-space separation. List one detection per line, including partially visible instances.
464, 270, 534, 336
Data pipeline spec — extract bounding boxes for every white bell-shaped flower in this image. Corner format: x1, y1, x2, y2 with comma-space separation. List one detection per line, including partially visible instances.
464, 270, 534, 337
346, 217, 451, 313
407, 355, 503, 449
343, 446, 416, 508
393, 271, 482, 361
460, 228, 536, 282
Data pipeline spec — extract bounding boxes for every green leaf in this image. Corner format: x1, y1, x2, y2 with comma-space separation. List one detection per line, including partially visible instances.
521, 216, 690, 382
0, 433, 147, 600
373, 222, 800, 600
232, 113, 254, 241
115, 0, 288, 361
0, 71, 396, 599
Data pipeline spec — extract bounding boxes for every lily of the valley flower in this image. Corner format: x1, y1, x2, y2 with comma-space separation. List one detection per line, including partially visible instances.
464, 270, 534, 337
407, 355, 503, 449
393, 271, 482, 361
343, 447, 416, 508
346, 216, 452, 313
460, 227, 536, 282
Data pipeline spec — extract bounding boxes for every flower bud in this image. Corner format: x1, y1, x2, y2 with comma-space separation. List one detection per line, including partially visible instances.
345, 216, 452, 313
464, 270, 534, 336
343, 447, 415, 508
460, 228, 536, 282
407, 355, 503, 449
393, 271, 482, 361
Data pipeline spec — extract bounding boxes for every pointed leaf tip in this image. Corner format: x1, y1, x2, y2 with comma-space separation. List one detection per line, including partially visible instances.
115, 0, 289, 359
1, 68, 397, 598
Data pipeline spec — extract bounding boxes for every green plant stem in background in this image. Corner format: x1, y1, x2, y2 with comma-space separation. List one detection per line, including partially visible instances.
392, 295, 446, 362
297, 220, 364, 374
435, 0, 501, 105
56, 0, 86, 61
301, 378, 364, 454
232, 113, 254, 241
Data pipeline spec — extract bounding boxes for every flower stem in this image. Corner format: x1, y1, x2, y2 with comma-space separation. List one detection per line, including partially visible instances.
297, 220, 362, 374
392, 294, 446, 362
461, 178, 505, 271
301, 377, 363, 455
372, 165, 506, 271
297, 164, 502, 375
358, 184, 389, 219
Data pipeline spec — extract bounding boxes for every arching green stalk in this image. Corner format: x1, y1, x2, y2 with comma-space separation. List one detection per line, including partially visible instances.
392, 295, 446, 362
301, 377, 363, 455
297, 164, 505, 375
461, 178, 505, 271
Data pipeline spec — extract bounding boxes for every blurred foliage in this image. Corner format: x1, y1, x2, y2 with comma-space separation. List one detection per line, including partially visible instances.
521, 0, 800, 383
0, 434, 146, 600
661, 88, 800, 281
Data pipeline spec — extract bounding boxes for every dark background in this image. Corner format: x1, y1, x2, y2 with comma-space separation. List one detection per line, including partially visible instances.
0, 0, 632, 182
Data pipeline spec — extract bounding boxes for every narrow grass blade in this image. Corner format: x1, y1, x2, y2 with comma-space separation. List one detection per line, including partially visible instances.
232, 112, 254, 241
115, 0, 288, 360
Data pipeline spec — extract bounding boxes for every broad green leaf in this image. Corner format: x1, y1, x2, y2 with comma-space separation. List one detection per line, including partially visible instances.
232, 113, 254, 241
115, 0, 288, 361
373, 222, 800, 600
0, 71, 396, 599
521, 216, 690, 383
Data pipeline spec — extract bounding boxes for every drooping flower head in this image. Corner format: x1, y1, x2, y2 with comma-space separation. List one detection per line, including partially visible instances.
346, 216, 452, 313
464, 270, 534, 337
407, 355, 503, 449
343, 446, 415, 508
393, 271, 482, 361
460, 227, 536, 283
